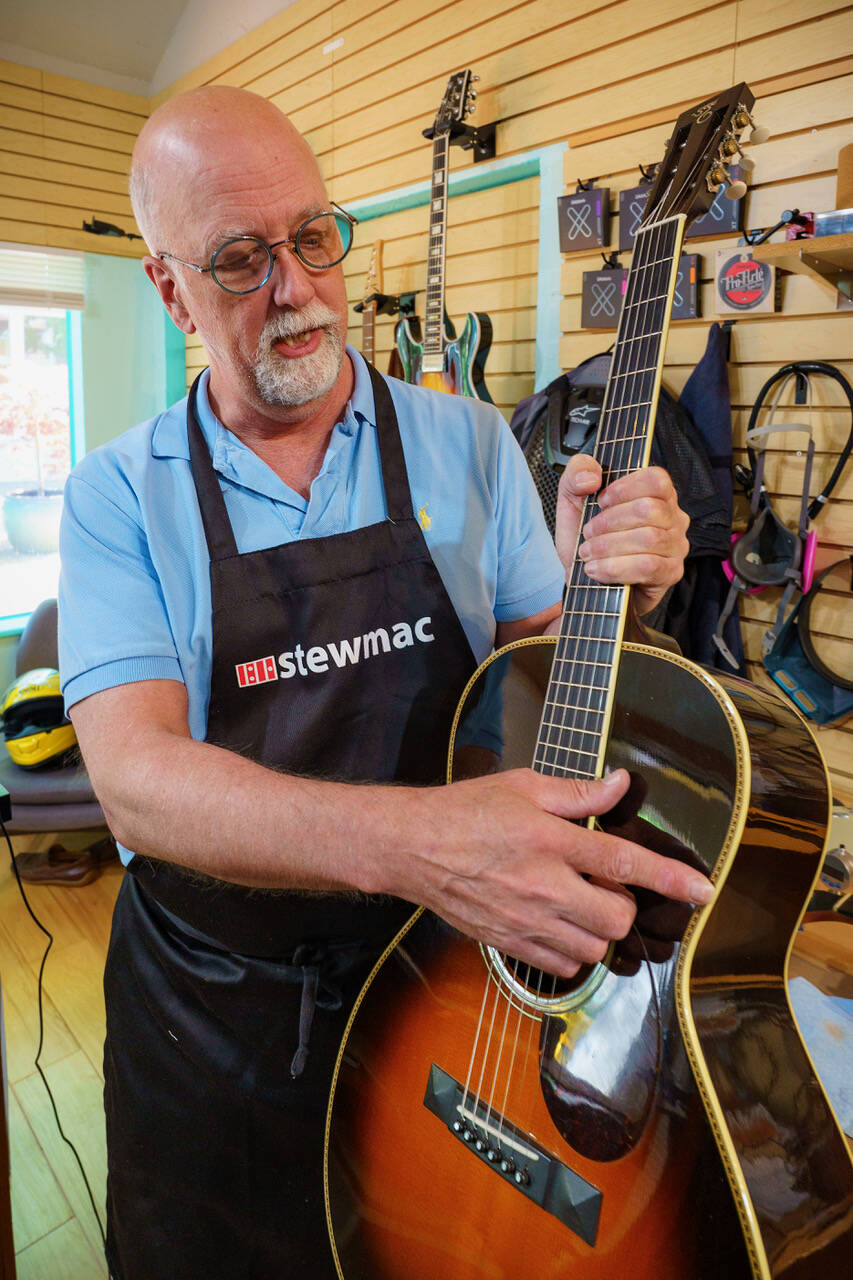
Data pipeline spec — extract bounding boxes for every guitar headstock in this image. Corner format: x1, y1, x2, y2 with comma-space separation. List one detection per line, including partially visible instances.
363, 240, 383, 300
432, 70, 476, 134
640, 83, 764, 231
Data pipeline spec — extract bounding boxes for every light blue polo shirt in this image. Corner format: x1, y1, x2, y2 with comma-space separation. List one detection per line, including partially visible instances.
59, 346, 562, 747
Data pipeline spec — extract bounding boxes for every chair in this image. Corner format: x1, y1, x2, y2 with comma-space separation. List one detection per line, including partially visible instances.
0, 599, 105, 834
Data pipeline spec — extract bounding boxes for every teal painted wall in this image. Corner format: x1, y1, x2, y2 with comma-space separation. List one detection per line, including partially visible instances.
81, 253, 185, 452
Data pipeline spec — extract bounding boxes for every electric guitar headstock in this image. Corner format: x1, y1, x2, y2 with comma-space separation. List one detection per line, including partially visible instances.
363, 240, 384, 304
640, 83, 766, 232
432, 69, 477, 135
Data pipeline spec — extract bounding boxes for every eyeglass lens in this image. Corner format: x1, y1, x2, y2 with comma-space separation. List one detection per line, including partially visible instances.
210, 212, 352, 292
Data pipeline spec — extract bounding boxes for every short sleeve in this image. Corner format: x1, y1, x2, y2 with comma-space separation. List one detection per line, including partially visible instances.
58, 471, 183, 711
492, 421, 563, 621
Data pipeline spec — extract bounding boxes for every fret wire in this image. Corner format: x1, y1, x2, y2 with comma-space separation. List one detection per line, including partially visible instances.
542, 699, 605, 716
536, 741, 600, 759
533, 761, 595, 778
539, 718, 602, 737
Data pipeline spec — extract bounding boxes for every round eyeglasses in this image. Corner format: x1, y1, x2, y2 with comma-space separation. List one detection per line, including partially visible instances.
157, 204, 357, 295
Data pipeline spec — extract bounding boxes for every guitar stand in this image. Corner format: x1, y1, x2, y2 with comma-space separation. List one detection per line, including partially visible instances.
422, 119, 497, 162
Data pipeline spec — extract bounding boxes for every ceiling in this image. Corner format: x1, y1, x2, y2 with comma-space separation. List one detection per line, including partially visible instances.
0, 0, 296, 97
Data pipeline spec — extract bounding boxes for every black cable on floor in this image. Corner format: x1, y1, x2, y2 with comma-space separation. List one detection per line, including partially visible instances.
1, 817, 108, 1256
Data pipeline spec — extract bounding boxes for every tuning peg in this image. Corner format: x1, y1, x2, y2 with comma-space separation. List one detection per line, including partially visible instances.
468, 90, 477, 100
710, 165, 728, 188
737, 153, 756, 173
726, 179, 748, 199
471, 75, 480, 82
748, 124, 770, 145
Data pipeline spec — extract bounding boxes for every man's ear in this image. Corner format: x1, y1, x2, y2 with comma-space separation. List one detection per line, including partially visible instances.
142, 256, 197, 335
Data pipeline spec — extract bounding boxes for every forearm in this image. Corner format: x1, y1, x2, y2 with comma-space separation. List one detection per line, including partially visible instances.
103, 728, 410, 893
72, 680, 414, 894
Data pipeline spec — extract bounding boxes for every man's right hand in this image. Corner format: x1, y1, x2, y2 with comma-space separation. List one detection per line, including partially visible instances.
383, 767, 715, 979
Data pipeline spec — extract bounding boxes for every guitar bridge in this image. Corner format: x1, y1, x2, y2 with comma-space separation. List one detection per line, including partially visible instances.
423, 1063, 602, 1246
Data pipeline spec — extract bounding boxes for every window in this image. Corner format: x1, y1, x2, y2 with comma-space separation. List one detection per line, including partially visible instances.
0, 245, 84, 632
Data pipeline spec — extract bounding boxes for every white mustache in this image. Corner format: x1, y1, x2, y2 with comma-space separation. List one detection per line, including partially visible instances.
261, 304, 339, 344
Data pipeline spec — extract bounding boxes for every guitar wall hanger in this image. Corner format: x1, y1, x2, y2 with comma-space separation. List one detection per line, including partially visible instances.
421, 118, 497, 162
353, 290, 419, 317
740, 209, 810, 247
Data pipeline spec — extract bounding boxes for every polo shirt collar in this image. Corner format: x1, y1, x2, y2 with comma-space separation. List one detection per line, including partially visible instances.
150, 347, 376, 465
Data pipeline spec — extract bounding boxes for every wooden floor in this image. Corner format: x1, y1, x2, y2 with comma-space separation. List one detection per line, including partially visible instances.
1, 831, 851, 1280
1, 830, 121, 1280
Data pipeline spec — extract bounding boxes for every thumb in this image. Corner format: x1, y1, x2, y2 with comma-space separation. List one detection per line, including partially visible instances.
555, 455, 602, 565
559, 453, 602, 502
545, 768, 631, 820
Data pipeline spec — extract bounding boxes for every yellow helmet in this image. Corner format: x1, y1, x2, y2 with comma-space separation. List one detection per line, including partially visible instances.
1, 668, 77, 769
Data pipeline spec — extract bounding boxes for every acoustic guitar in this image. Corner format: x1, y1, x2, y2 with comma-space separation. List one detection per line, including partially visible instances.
395, 70, 493, 402
325, 84, 853, 1278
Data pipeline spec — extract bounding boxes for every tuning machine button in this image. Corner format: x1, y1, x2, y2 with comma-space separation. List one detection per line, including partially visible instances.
726, 179, 748, 199
737, 153, 756, 173
748, 124, 770, 145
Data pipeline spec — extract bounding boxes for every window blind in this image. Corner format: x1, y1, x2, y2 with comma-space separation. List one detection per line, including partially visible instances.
0, 243, 85, 310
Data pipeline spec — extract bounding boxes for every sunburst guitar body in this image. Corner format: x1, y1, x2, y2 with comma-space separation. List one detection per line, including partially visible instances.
395, 309, 493, 401
325, 639, 853, 1278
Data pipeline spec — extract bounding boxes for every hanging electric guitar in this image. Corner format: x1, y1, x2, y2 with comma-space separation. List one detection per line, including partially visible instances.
325, 84, 853, 1279
395, 70, 493, 402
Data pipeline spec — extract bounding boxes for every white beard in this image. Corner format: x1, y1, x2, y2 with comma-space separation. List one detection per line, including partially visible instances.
252, 303, 345, 407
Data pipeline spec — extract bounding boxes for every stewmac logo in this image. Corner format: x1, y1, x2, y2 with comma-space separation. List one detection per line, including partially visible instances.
235, 616, 434, 688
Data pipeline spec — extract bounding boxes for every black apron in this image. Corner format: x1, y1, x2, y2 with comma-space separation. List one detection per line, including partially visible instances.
104, 366, 477, 1279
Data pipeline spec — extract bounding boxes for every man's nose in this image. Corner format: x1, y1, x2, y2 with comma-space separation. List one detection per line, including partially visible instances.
268, 245, 316, 309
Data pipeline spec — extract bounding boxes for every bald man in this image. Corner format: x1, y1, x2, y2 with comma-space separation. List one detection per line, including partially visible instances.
58, 86, 701, 1277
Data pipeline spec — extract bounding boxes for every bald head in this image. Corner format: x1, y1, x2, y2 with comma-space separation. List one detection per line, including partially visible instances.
130, 86, 322, 252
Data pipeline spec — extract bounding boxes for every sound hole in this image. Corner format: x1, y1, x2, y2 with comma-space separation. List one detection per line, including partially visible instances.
484, 946, 612, 1014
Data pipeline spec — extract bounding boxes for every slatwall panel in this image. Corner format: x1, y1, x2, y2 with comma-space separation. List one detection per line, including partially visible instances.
557, 4, 853, 802
0, 60, 147, 257
6, 0, 850, 791
188, 176, 540, 419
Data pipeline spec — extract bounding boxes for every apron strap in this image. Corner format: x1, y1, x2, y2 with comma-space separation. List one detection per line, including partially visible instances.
366, 362, 415, 522
186, 373, 240, 561
188, 364, 416, 559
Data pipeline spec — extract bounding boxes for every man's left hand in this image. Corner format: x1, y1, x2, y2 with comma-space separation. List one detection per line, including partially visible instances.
555, 454, 690, 618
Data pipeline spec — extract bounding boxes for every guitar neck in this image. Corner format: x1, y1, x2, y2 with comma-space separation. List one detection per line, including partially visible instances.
535, 214, 686, 782
422, 133, 449, 372
362, 302, 377, 365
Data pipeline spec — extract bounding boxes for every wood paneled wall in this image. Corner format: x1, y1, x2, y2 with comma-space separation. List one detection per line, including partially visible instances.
3, 0, 852, 796
0, 60, 147, 256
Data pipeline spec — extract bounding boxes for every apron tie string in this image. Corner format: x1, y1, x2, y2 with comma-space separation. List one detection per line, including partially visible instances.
288, 943, 355, 1078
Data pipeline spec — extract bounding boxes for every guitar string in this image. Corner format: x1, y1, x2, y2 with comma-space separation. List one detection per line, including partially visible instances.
473, 231, 671, 1151
473, 223, 674, 1141
460, 960, 499, 1119
462, 218, 681, 1160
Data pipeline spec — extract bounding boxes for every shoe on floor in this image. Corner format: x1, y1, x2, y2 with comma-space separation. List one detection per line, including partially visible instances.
14, 844, 101, 887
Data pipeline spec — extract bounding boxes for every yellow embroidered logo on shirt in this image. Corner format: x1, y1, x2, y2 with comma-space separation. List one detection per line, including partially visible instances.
418, 505, 432, 532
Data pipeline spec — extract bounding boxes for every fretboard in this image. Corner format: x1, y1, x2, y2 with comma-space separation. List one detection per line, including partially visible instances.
361, 301, 376, 365
534, 215, 686, 781
422, 133, 449, 365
